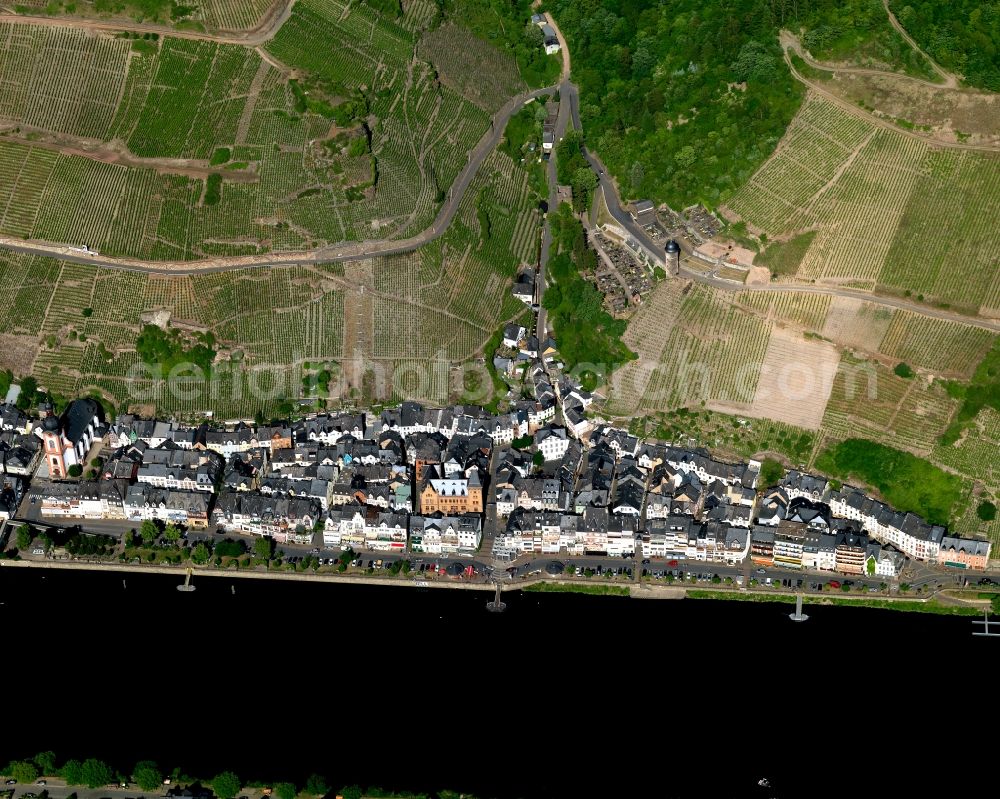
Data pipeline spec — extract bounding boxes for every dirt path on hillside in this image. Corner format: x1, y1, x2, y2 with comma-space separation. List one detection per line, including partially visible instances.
781, 45, 1000, 153
0, 130, 258, 181
0, 0, 295, 46
881, 0, 958, 88
780, 29, 950, 91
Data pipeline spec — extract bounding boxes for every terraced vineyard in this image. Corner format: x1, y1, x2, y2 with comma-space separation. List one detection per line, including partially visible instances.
10, 0, 281, 33
878, 311, 995, 377
197, 0, 279, 31
727, 92, 1000, 313
3, 120, 542, 416
0, 0, 517, 257
734, 291, 832, 331
609, 284, 773, 414
418, 23, 527, 112
0, 23, 131, 139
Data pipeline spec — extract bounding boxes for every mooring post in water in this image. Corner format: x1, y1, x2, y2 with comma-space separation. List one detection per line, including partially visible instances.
486, 582, 506, 613
789, 594, 808, 623
177, 568, 196, 593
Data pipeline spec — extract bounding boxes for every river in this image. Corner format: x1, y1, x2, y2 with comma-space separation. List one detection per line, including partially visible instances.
0, 567, 987, 797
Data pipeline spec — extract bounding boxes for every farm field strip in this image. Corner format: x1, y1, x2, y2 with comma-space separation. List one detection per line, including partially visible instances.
878, 310, 995, 377
0, 23, 131, 139
730, 92, 1000, 314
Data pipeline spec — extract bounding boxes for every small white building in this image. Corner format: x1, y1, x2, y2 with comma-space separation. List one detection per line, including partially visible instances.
541, 24, 560, 55
534, 425, 569, 462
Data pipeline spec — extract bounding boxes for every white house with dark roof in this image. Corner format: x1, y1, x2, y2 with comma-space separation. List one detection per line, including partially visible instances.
535, 425, 569, 461
503, 324, 526, 348
540, 23, 560, 54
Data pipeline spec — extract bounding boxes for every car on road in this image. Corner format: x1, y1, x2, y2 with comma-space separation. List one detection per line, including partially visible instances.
828, 580, 841, 589
36, 781, 46, 787
641, 558, 650, 565
5, 780, 16, 785
668, 560, 678, 567
756, 568, 766, 575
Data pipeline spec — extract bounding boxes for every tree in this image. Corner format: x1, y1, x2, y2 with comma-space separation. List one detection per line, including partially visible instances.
305, 775, 328, 796
254, 536, 274, 561
15, 376, 37, 410
571, 167, 598, 210
191, 543, 210, 565
133, 762, 161, 792
757, 458, 785, 488
34, 752, 56, 775
15, 524, 33, 550
340, 787, 361, 799
139, 520, 159, 545
212, 772, 241, 799
523, 22, 543, 49
80, 758, 112, 788
60, 760, 83, 785
7, 761, 38, 783
628, 161, 645, 195
274, 782, 296, 799
978, 501, 997, 522
67, 464, 83, 478
164, 523, 181, 542
673, 145, 697, 169
532, 450, 544, 467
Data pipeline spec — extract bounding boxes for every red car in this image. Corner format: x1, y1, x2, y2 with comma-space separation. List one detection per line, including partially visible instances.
668, 560, 679, 567
828, 580, 841, 589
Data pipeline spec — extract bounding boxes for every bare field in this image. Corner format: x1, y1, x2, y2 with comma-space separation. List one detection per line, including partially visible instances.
809, 71, 1000, 148
821, 296, 894, 350
747, 326, 840, 430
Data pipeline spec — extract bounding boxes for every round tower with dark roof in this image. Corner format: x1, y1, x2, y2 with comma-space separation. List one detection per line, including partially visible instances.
665, 239, 681, 275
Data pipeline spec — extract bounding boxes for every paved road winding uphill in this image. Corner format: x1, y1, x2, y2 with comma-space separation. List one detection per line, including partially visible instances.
0, 7, 996, 337
555, 63, 1000, 334
0, 84, 557, 275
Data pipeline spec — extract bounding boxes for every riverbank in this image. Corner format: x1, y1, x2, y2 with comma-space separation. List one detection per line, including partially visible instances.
687, 588, 983, 616
0, 558, 494, 593
4, 558, 986, 615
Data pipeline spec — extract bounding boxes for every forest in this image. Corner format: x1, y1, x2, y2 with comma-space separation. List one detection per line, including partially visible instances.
547, 0, 988, 209
890, 0, 1000, 90
543, 204, 636, 388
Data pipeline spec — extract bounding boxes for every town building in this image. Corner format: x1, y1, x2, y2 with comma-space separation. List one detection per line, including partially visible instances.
419, 471, 483, 515
36, 399, 103, 478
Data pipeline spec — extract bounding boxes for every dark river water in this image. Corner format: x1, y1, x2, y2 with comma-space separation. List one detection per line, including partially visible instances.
0, 567, 989, 797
